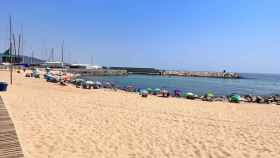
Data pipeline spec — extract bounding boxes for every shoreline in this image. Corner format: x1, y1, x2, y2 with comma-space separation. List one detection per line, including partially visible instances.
1, 70, 280, 157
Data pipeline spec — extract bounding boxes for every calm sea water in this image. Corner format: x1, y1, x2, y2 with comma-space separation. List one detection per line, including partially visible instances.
82, 73, 280, 96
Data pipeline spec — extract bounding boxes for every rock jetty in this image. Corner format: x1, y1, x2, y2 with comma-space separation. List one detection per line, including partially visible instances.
162, 71, 240, 79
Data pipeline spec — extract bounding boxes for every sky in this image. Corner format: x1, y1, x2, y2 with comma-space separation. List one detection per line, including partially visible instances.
0, 0, 280, 73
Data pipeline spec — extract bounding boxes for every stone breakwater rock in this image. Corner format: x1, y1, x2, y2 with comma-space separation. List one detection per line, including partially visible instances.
264, 96, 275, 104
162, 71, 240, 79
196, 95, 280, 104
273, 95, 280, 102
237, 95, 280, 104
201, 96, 215, 102
200, 96, 228, 102
244, 95, 254, 102
213, 96, 228, 102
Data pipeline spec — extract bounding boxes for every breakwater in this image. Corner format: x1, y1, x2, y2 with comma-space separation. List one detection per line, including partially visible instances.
109, 67, 161, 75
162, 71, 240, 79
109, 67, 240, 78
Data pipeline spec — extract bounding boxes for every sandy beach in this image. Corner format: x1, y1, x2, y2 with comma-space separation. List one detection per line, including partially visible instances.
0, 70, 280, 158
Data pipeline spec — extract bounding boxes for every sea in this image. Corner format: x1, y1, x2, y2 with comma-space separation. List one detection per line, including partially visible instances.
82, 73, 280, 96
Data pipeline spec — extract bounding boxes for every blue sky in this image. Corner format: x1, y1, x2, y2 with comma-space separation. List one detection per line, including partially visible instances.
0, 0, 280, 73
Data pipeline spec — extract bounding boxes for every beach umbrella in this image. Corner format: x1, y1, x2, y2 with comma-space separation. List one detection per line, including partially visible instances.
77, 78, 84, 82
230, 94, 241, 103
140, 89, 148, 97
153, 88, 161, 95
86, 80, 94, 85
93, 81, 102, 89
105, 81, 114, 88
174, 89, 182, 97
146, 88, 153, 94
95, 81, 102, 85
139, 89, 147, 94
184, 92, 195, 99
126, 85, 136, 92
207, 91, 214, 97
75, 78, 84, 84
183, 92, 193, 97
154, 88, 161, 91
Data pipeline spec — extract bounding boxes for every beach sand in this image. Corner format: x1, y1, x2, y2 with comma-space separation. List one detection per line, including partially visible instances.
0, 70, 280, 158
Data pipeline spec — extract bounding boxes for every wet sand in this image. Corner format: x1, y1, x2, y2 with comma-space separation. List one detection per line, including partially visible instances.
0, 70, 280, 158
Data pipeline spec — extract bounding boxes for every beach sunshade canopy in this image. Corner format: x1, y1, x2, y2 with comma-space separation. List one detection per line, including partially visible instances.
75, 79, 84, 82
95, 81, 102, 85
175, 89, 182, 92
140, 89, 148, 94
230, 95, 241, 103
146, 88, 153, 92
174, 89, 182, 96
86, 80, 94, 85
183, 92, 194, 97
154, 88, 161, 92
207, 91, 214, 97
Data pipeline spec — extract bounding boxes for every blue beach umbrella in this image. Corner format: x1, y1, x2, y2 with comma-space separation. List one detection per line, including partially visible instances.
174, 89, 182, 97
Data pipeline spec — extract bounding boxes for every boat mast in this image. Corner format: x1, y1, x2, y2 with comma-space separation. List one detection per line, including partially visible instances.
61, 40, 64, 68
90, 56, 93, 66
31, 51, 34, 65
18, 34, 21, 59
21, 25, 24, 63
51, 48, 54, 62
9, 16, 13, 85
